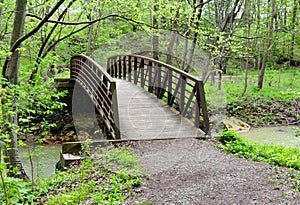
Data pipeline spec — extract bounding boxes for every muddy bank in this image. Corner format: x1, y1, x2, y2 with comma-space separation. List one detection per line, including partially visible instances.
226, 98, 300, 127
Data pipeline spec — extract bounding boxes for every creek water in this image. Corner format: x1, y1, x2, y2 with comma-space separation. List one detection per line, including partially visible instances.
241, 126, 300, 148
19, 144, 61, 180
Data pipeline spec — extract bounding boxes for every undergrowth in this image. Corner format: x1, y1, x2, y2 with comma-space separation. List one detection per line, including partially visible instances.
0, 144, 143, 204
218, 130, 300, 169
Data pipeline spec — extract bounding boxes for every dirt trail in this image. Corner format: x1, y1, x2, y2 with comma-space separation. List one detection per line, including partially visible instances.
125, 138, 300, 204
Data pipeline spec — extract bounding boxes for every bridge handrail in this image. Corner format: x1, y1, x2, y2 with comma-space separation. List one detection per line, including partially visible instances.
70, 54, 120, 139
107, 54, 209, 134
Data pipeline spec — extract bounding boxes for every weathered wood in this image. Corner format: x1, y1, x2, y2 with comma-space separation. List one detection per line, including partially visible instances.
116, 80, 204, 140
107, 54, 209, 134
107, 55, 209, 133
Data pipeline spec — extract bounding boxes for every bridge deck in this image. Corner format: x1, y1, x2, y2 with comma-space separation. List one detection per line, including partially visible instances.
116, 79, 205, 140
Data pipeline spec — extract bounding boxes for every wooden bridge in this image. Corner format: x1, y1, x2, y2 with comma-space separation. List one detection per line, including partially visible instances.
69, 54, 209, 140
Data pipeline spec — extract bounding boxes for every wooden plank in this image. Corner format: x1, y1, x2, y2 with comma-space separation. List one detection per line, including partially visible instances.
116, 79, 204, 140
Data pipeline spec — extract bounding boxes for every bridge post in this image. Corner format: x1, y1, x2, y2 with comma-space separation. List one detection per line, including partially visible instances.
110, 81, 120, 139
196, 80, 210, 134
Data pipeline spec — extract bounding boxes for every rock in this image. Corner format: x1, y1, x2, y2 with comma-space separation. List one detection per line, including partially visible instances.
224, 117, 251, 132
77, 130, 90, 141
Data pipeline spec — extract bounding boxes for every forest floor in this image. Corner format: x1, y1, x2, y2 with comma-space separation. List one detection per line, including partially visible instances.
123, 138, 300, 204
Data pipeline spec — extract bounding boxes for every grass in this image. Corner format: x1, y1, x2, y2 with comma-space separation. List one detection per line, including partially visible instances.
205, 69, 300, 105
0, 144, 143, 204
222, 69, 300, 103
218, 130, 300, 169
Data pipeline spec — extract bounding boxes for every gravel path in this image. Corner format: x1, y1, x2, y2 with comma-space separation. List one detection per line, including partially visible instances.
125, 138, 300, 204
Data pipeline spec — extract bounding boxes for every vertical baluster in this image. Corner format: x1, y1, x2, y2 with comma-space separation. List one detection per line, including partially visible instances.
114, 57, 118, 78
123, 56, 127, 80
118, 56, 122, 78
140, 59, 145, 88
148, 61, 153, 93
180, 76, 186, 113
156, 65, 162, 98
167, 70, 173, 105
128, 56, 132, 82
134, 57, 138, 84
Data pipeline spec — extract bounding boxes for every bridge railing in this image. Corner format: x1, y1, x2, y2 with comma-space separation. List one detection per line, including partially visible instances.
107, 54, 209, 134
70, 54, 120, 139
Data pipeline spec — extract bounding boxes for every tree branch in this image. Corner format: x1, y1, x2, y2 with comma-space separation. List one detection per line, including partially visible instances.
41, 14, 148, 58
26, 13, 150, 27
2, 0, 66, 78
195, 0, 213, 9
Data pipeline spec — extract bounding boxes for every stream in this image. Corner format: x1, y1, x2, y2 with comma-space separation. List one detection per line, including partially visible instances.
19, 144, 61, 180
241, 126, 300, 148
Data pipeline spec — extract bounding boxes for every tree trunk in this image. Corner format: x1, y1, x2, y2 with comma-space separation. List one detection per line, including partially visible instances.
0, 0, 4, 33
166, 0, 181, 65
3, 0, 28, 179
242, 0, 251, 96
187, 0, 204, 73
152, 1, 159, 60
255, 0, 261, 70
290, 0, 298, 64
257, 0, 275, 89
86, 0, 95, 56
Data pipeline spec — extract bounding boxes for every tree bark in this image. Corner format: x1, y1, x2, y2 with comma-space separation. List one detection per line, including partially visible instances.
3, 0, 28, 179
152, 1, 159, 60
242, 0, 251, 96
86, 0, 95, 56
187, 0, 204, 73
0, 0, 4, 30
257, 0, 275, 89
166, 0, 181, 65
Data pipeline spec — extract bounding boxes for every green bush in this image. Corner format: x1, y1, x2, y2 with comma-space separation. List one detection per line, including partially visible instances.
218, 131, 300, 169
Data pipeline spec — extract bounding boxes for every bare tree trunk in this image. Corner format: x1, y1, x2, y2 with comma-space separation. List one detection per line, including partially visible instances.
166, 0, 181, 65
86, 0, 95, 56
242, 0, 251, 96
258, 0, 275, 89
290, 0, 298, 65
255, 0, 261, 70
152, 1, 159, 60
186, 0, 204, 73
3, 0, 28, 179
0, 0, 4, 31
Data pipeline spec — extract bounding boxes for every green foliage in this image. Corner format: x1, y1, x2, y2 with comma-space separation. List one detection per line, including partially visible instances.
295, 128, 300, 138
0, 176, 35, 204
218, 131, 300, 169
0, 75, 67, 137
0, 145, 143, 204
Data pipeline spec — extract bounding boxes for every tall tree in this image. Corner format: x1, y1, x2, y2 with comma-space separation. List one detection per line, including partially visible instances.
290, 0, 298, 65
152, 0, 159, 60
3, 0, 28, 179
257, 0, 275, 89
2, 0, 66, 179
0, 0, 4, 32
